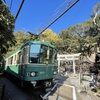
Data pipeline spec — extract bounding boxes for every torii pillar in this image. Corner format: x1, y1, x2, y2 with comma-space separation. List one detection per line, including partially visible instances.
73, 57, 76, 74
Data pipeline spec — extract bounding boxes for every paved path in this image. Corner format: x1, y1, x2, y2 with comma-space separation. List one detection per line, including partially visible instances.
48, 75, 82, 100
68, 74, 100, 100
47, 73, 99, 100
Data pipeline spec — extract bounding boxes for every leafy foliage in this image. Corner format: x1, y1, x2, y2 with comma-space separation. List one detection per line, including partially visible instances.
57, 18, 99, 56
0, 0, 15, 60
39, 29, 59, 45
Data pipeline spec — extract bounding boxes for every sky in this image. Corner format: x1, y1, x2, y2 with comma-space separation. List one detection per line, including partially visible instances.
6, 0, 100, 35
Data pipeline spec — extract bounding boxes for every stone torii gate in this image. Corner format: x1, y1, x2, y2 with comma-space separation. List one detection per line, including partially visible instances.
57, 53, 81, 74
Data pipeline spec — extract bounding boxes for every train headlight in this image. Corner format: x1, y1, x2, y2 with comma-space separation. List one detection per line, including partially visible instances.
30, 72, 36, 76
27, 72, 36, 77
53, 71, 57, 75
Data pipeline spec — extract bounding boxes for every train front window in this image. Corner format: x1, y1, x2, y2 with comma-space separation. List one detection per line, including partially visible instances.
48, 47, 53, 64
40, 45, 48, 64
40, 46, 57, 64
29, 45, 40, 63
49, 48, 57, 64
29, 44, 57, 64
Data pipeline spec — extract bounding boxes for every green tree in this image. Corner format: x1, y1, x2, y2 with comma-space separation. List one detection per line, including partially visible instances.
89, 2, 100, 53
0, 0, 15, 60
57, 20, 95, 55
6, 31, 37, 55
39, 29, 59, 45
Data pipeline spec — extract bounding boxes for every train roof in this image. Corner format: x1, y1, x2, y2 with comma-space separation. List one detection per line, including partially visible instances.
29, 40, 55, 48
5, 40, 56, 59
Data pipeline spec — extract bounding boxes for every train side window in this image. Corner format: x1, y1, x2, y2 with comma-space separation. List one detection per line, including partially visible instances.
8, 57, 13, 65
6, 59, 8, 66
14, 55, 16, 64
17, 52, 21, 64
8, 58, 11, 65
22, 48, 26, 64
11, 56, 13, 65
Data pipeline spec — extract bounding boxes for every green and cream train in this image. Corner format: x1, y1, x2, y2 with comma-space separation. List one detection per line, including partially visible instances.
4, 40, 58, 88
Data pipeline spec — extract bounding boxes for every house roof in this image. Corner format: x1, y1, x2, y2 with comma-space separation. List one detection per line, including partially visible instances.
80, 56, 94, 64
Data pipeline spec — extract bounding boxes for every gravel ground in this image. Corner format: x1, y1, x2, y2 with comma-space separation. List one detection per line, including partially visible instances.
0, 76, 44, 100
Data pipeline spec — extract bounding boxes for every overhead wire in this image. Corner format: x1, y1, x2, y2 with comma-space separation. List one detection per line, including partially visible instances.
40, 1, 68, 27
66, 0, 87, 28
3, 0, 6, 3
10, 0, 13, 10
2, 0, 25, 44
35, 0, 79, 35
15, 0, 25, 20
36, 0, 70, 34
36, 0, 68, 33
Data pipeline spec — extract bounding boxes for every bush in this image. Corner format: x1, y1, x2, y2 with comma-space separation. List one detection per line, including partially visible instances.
81, 78, 87, 81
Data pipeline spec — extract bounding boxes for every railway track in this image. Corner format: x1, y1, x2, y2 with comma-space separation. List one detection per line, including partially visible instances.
0, 75, 48, 100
